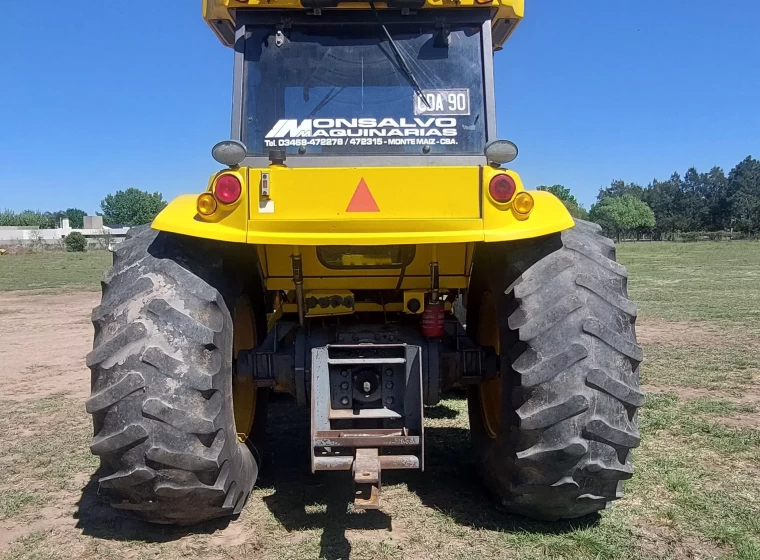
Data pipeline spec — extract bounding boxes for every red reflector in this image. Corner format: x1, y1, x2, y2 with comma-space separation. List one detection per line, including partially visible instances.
489, 174, 516, 203
215, 175, 242, 204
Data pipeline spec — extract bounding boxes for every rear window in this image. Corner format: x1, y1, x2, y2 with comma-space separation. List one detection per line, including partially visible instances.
243, 21, 486, 156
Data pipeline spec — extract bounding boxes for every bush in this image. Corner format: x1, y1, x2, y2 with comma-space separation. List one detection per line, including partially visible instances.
65, 232, 87, 252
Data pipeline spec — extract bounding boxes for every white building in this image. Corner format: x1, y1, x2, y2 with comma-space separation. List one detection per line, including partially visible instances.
0, 216, 130, 248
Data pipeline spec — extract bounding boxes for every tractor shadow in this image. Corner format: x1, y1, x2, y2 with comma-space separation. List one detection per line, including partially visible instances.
259, 395, 392, 560
259, 394, 599, 560
75, 473, 235, 542
75, 393, 598, 554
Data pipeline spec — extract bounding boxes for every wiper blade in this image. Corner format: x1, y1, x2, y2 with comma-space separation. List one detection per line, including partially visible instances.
307, 86, 346, 118
370, 2, 431, 109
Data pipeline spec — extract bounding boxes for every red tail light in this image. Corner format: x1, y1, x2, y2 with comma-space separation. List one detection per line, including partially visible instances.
489, 174, 516, 203
214, 175, 242, 204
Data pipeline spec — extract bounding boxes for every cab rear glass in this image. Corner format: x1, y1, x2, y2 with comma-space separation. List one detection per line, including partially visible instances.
242, 16, 487, 156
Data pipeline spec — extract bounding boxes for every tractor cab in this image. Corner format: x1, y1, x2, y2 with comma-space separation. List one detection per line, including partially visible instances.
204, 0, 522, 166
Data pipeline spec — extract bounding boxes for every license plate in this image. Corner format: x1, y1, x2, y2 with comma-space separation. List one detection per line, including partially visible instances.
413, 89, 471, 116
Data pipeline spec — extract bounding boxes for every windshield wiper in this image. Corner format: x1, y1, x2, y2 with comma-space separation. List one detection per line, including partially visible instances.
307, 86, 346, 118
369, 2, 431, 109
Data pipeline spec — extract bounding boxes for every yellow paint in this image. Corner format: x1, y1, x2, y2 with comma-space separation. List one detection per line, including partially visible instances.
203, 0, 524, 48
403, 291, 427, 314
262, 243, 468, 291
281, 299, 451, 315
248, 166, 480, 222
481, 166, 574, 241
232, 295, 258, 442
152, 165, 573, 282
152, 169, 250, 243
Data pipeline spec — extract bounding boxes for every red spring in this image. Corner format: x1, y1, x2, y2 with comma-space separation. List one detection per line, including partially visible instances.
421, 301, 445, 338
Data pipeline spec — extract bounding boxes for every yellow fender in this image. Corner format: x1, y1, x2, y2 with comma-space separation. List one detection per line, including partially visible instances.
152, 166, 574, 245
481, 167, 575, 242
152, 170, 249, 244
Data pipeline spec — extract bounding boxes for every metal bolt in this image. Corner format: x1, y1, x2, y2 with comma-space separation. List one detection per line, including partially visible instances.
341, 370, 349, 377
385, 381, 393, 389
363, 381, 371, 393
385, 397, 394, 405
340, 382, 348, 390
341, 397, 349, 405
385, 369, 393, 377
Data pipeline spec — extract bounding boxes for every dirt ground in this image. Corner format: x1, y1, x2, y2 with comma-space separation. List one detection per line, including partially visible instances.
0, 291, 96, 402
1, 288, 758, 560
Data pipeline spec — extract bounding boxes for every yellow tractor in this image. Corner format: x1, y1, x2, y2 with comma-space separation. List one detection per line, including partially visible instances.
86, 0, 642, 525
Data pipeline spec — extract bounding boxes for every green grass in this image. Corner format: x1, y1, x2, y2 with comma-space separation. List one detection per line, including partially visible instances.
617, 241, 760, 323
3, 533, 62, 560
0, 490, 44, 520
0, 251, 111, 291
0, 241, 759, 559
643, 343, 760, 390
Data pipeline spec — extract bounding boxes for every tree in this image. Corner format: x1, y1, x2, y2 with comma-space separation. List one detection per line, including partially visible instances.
0, 210, 49, 228
727, 156, 760, 235
641, 173, 681, 239
65, 231, 88, 252
703, 166, 730, 231
0, 209, 87, 229
589, 195, 655, 241
65, 208, 87, 229
100, 188, 167, 226
537, 184, 589, 219
597, 180, 645, 202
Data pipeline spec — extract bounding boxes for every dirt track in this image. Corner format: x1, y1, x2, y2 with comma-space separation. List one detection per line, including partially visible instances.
0, 291, 97, 401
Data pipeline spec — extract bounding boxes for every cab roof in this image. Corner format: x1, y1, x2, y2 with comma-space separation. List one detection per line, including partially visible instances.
202, 0, 523, 49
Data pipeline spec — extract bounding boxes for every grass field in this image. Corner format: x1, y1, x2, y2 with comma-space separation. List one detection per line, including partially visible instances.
0, 251, 111, 291
0, 241, 758, 560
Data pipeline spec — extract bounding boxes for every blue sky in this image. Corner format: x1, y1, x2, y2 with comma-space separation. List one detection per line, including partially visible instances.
1, 1, 758, 212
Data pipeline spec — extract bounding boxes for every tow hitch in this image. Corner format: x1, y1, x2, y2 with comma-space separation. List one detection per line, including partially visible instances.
236, 323, 497, 509
310, 344, 423, 509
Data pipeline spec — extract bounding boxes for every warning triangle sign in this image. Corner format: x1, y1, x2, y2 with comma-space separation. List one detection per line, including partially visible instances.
346, 178, 380, 212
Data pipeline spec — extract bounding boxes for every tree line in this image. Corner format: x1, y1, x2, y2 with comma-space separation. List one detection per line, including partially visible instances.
542, 155, 760, 240
0, 208, 87, 229
1, 189, 167, 229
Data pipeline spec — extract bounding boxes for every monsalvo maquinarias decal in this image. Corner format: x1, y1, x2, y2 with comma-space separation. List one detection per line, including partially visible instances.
264, 117, 459, 148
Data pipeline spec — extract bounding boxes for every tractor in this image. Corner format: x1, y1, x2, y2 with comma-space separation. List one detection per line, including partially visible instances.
86, 0, 642, 525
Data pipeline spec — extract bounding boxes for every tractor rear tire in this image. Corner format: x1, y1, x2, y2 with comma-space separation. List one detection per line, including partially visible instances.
467, 220, 643, 520
86, 226, 259, 525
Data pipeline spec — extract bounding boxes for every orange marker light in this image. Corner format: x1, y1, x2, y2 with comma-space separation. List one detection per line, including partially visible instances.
197, 193, 218, 216
513, 192, 534, 215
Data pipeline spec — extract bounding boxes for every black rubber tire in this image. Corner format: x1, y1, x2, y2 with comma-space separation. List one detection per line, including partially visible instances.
467, 220, 643, 520
86, 226, 259, 525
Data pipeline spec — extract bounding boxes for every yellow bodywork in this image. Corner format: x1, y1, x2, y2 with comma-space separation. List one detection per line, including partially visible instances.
152, 166, 573, 246
202, 0, 524, 49
152, 164, 574, 291
150, 0, 574, 295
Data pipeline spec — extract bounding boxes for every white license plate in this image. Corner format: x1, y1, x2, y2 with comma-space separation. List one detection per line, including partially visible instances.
413, 89, 471, 116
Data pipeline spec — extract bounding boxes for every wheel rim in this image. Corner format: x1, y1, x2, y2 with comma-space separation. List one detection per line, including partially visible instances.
233, 295, 257, 442
477, 290, 501, 439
